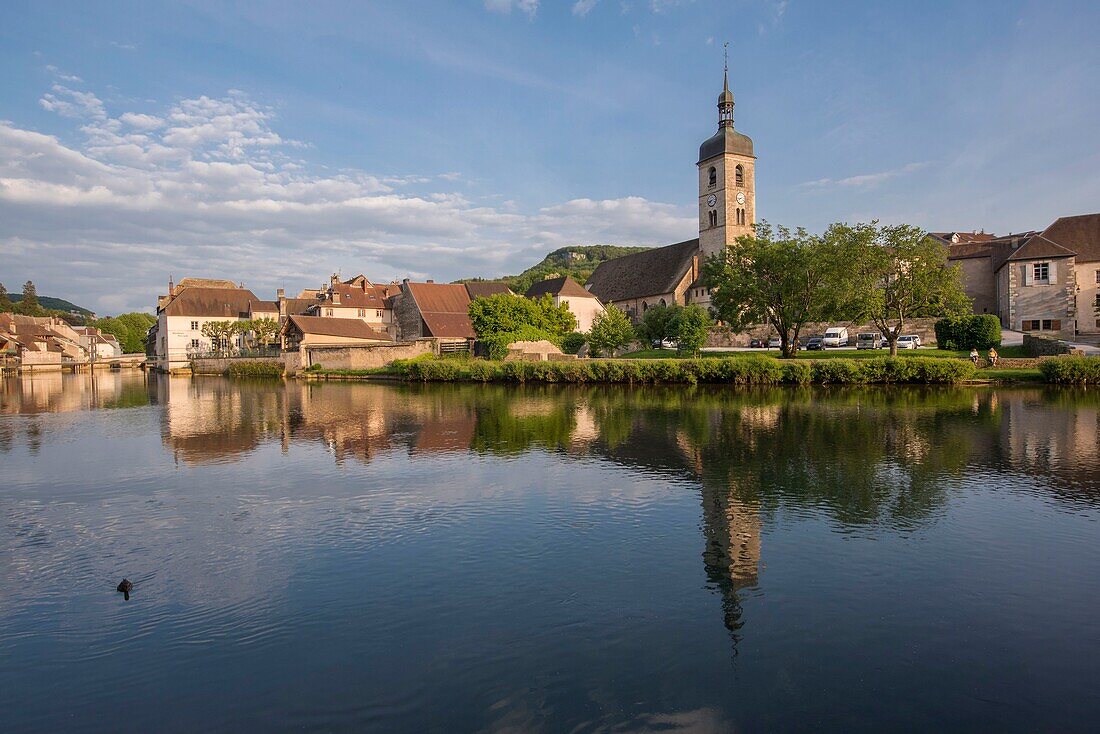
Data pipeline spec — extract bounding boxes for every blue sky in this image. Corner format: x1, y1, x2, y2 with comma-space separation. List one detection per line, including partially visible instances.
2, 0, 1098, 314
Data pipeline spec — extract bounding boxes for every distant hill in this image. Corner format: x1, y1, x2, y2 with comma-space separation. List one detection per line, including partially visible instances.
462, 245, 651, 295
10, 294, 95, 316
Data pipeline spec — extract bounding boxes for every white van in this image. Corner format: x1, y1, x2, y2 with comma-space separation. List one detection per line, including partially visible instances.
856, 332, 883, 350
823, 327, 849, 348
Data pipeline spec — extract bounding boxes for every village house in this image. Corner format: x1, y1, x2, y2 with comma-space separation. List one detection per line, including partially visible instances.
284, 274, 402, 337
936, 213, 1100, 338
390, 280, 512, 343
523, 276, 605, 332
72, 326, 122, 359
281, 315, 392, 351
0, 313, 89, 371
151, 277, 278, 372
585, 61, 754, 321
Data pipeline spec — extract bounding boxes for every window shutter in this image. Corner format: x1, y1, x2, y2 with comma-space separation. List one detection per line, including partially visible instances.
1023, 264, 1033, 286
1048, 262, 1057, 284
1052, 320, 1061, 331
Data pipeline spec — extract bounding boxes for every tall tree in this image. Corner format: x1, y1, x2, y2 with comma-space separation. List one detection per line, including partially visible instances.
587, 306, 635, 357
833, 222, 971, 356
634, 303, 681, 346
673, 304, 713, 357
0, 282, 11, 312
703, 222, 852, 358
19, 281, 41, 315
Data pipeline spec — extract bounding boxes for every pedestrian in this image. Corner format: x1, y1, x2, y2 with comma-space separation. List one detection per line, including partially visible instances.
970, 347, 980, 366
988, 347, 999, 367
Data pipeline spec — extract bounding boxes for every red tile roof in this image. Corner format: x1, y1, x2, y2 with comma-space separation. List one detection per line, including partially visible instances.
284, 315, 391, 341
405, 282, 475, 338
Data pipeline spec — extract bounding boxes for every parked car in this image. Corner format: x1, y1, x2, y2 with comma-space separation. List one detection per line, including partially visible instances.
823, 326, 849, 348
749, 338, 764, 348
805, 336, 825, 351
856, 332, 884, 350
896, 335, 921, 349
651, 338, 678, 350
767, 336, 781, 349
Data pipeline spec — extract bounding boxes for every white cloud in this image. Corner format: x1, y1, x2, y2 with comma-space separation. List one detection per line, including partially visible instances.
800, 162, 930, 190
573, 0, 599, 17
484, 0, 539, 18
1, 79, 691, 314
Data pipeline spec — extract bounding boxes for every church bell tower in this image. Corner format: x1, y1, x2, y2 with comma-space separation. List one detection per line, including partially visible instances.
698, 48, 755, 259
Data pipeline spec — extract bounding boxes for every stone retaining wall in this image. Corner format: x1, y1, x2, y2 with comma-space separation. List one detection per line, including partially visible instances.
1022, 333, 1081, 357
292, 339, 437, 374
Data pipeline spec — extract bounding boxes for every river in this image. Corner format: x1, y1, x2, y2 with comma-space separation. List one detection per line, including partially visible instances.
2, 371, 1099, 732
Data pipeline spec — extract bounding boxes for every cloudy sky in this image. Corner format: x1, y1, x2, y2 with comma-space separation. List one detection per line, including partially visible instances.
1, 0, 1098, 314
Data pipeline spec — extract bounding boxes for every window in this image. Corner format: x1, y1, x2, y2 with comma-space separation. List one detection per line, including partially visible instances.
642, 301, 648, 312
708, 210, 718, 228
190, 338, 200, 349
190, 321, 199, 330
1023, 319, 1062, 331
1033, 262, 1050, 283
325, 308, 333, 317
708, 167, 716, 187
735, 165, 744, 186
1095, 269, 1100, 284
376, 310, 383, 318
358, 309, 366, 317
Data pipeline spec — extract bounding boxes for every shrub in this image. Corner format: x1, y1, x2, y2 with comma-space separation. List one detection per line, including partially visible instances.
812, 359, 865, 384
781, 361, 812, 384
227, 360, 282, 377
935, 314, 1001, 350
1040, 356, 1100, 384
561, 332, 587, 355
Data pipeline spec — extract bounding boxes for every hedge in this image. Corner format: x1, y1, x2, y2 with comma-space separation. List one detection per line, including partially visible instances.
935, 314, 1002, 350
227, 360, 283, 377
389, 355, 976, 385
1039, 357, 1100, 384
561, 332, 587, 355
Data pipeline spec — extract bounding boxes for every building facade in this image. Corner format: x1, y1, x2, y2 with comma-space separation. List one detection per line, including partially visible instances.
523, 276, 605, 332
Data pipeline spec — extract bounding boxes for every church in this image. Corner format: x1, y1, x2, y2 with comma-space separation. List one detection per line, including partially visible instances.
585, 62, 755, 320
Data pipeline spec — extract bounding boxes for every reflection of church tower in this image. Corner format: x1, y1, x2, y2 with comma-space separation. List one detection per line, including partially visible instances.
701, 484, 761, 643
697, 47, 756, 260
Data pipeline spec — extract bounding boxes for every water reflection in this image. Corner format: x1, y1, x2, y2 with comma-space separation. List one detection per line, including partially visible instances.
2, 375, 1100, 731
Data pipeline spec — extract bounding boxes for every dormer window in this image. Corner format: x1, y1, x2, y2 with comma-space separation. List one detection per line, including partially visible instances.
708, 167, 717, 187
735, 165, 744, 186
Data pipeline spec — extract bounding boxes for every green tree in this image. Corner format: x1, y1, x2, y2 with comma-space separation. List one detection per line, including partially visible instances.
92, 312, 157, 353
835, 222, 971, 356
248, 318, 280, 349
0, 282, 11, 312
587, 306, 635, 357
634, 303, 682, 346
703, 222, 851, 358
18, 281, 42, 316
468, 293, 576, 340
673, 304, 712, 356
200, 320, 239, 355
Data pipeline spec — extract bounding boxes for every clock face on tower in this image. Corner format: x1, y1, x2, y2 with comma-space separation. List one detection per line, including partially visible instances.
706, 194, 717, 207
736, 192, 746, 205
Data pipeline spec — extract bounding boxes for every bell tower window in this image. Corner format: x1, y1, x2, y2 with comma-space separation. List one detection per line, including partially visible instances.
735, 165, 744, 187
708, 210, 718, 228
708, 167, 717, 187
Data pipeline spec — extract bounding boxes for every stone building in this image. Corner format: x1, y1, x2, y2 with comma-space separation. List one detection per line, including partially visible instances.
937, 213, 1100, 337
585, 58, 755, 319
390, 280, 512, 342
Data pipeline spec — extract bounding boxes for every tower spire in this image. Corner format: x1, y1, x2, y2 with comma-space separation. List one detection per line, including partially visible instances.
718, 41, 734, 128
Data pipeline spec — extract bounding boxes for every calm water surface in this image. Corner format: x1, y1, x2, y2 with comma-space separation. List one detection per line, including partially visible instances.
2, 372, 1099, 732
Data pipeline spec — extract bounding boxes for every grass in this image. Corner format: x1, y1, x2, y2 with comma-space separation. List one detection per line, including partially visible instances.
975, 368, 1044, 382
621, 345, 1028, 361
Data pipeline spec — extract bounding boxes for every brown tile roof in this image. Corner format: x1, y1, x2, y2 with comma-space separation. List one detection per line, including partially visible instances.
1034, 213, 1100, 263
585, 240, 697, 303
162, 287, 265, 318
1004, 232, 1075, 263
283, 297, 318, 315
284, 315, 392, 341
464, 282, 513, 299
327, 283, 387, 309
250, 301, 279, 314
405, 282, 475, 338
930, 231, 997, 245
177, 277, 239, 289
524, 275, 597, 299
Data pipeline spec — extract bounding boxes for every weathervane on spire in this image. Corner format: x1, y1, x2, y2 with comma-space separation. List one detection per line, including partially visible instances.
718, 41, 734, 127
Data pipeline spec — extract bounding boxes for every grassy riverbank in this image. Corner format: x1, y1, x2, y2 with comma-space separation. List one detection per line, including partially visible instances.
310, 354, 982, 385
622, 346, 1029, 360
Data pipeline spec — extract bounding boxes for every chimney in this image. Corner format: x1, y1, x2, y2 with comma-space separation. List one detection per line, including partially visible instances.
330, 273, 340, 286
276, 288, 285, 299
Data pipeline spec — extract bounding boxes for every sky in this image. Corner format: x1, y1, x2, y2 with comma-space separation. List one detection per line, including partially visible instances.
1, 0, 1098, 315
